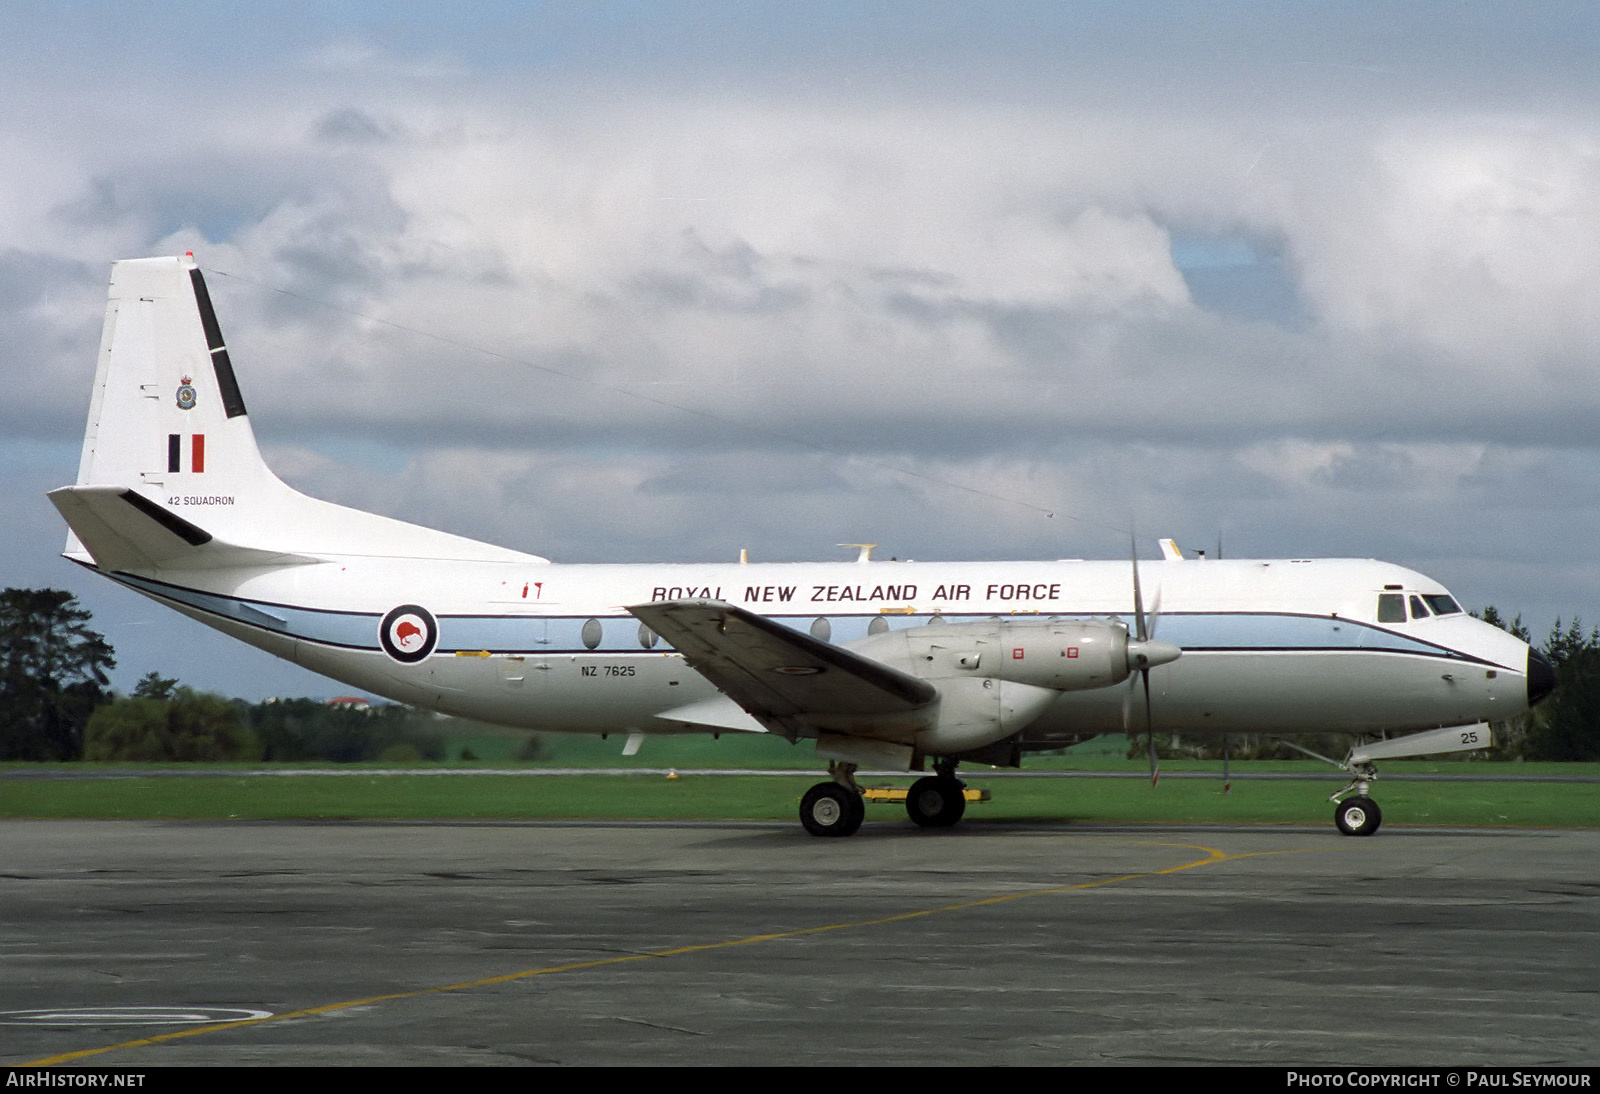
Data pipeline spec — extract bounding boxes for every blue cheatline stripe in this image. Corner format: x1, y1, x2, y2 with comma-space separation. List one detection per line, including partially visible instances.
107, 572, 1486, 664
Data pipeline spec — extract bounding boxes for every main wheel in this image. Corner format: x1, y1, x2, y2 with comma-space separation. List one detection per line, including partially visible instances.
1334, 796, 1382, 836
906, 776, 967, 828
800, 782, 865, 837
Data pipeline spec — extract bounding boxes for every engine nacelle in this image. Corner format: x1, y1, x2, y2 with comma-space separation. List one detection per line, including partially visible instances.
845, 617, 1178, 756
984, 618, 1134, 690
849, 617, 1142, 692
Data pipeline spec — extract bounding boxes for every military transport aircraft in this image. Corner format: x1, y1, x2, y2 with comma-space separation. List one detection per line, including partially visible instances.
50, 256, 1556, 836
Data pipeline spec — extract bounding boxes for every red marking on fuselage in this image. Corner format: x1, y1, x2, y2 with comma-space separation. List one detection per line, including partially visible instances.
395, 621, 424, 647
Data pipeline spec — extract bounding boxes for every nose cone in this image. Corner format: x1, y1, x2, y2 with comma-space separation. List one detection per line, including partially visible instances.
1527, 648, 1557, 707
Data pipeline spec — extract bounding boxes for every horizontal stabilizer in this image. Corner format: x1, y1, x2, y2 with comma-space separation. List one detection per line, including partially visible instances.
627, 599, 938, 741
48, 485, 316, 572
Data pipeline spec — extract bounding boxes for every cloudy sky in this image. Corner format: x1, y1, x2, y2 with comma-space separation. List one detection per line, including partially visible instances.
4, 2, 1598, 699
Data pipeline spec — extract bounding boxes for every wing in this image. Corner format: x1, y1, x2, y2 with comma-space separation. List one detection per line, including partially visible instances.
627, 599, 937, 741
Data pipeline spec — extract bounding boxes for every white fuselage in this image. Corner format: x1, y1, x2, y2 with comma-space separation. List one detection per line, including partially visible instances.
106, 552, 1534, 749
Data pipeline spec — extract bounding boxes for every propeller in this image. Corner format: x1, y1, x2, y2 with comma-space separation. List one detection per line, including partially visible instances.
1122, 535, 1181, 787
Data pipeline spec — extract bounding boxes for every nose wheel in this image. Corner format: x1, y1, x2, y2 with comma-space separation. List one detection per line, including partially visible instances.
1334, 795, 1382, 836
1330, 764, 1383, 836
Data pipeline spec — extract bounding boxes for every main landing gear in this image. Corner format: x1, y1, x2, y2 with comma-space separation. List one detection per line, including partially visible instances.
799, 760, 969, 836
800, 761, 865, 837
905, 763, 966, 828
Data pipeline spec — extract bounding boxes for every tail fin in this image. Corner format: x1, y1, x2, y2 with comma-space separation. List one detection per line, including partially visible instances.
52, 255, 543, 570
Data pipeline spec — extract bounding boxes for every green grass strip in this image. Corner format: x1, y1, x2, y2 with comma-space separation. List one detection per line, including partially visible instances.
1, 770, 1595, 827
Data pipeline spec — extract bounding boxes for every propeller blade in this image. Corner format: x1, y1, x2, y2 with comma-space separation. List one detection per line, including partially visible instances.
1144, 671, 1159, 787
1130, 534, 1148, 643
1124, 533, 1177, 671
1126, 531, 1174, 789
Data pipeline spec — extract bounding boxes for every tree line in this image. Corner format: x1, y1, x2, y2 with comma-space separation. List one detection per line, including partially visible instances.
0, 589, 446, 762
1479, 608, 1600, 762
2, 587, 1597, 762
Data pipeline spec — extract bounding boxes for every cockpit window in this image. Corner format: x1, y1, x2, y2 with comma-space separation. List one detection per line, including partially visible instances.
1423, 594, 1462, 616
1377, 594, 1406, 623
1409, 595, 1430, 619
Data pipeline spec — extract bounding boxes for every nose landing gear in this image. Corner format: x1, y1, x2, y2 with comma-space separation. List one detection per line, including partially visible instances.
1281, 738, 1390, 836
1328, 758, 1384, 835
1333, 790, 1383, 836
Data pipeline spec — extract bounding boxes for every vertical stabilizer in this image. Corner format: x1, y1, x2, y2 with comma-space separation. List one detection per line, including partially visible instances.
70, 255, 282, 550
56, 255, 546, 567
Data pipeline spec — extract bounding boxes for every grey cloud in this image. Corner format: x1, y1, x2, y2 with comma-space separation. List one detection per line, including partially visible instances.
6, 4, 1600, 702
0, 249, 105, 439
315, 108, 400, 146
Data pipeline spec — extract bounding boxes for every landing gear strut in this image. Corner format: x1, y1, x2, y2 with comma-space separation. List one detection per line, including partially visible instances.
1331, 765, 1382, 836
906, 762, 966, 827
1279, 738, 1387, 837
1334, 795, 1382, 836
800, 761, 865, 837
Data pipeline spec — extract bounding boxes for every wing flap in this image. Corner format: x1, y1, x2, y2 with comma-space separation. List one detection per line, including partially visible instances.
653, 695, 771, 734
628, 599, 937, 741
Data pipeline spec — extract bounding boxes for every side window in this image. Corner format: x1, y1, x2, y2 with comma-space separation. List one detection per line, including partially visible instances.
581, 618, 603, 650
1377, 594, 1406, 623
1409, 595, 1430, 619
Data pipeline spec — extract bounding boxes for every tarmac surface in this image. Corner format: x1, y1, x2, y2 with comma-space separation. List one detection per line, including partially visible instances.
2, 820, 1595, 1067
